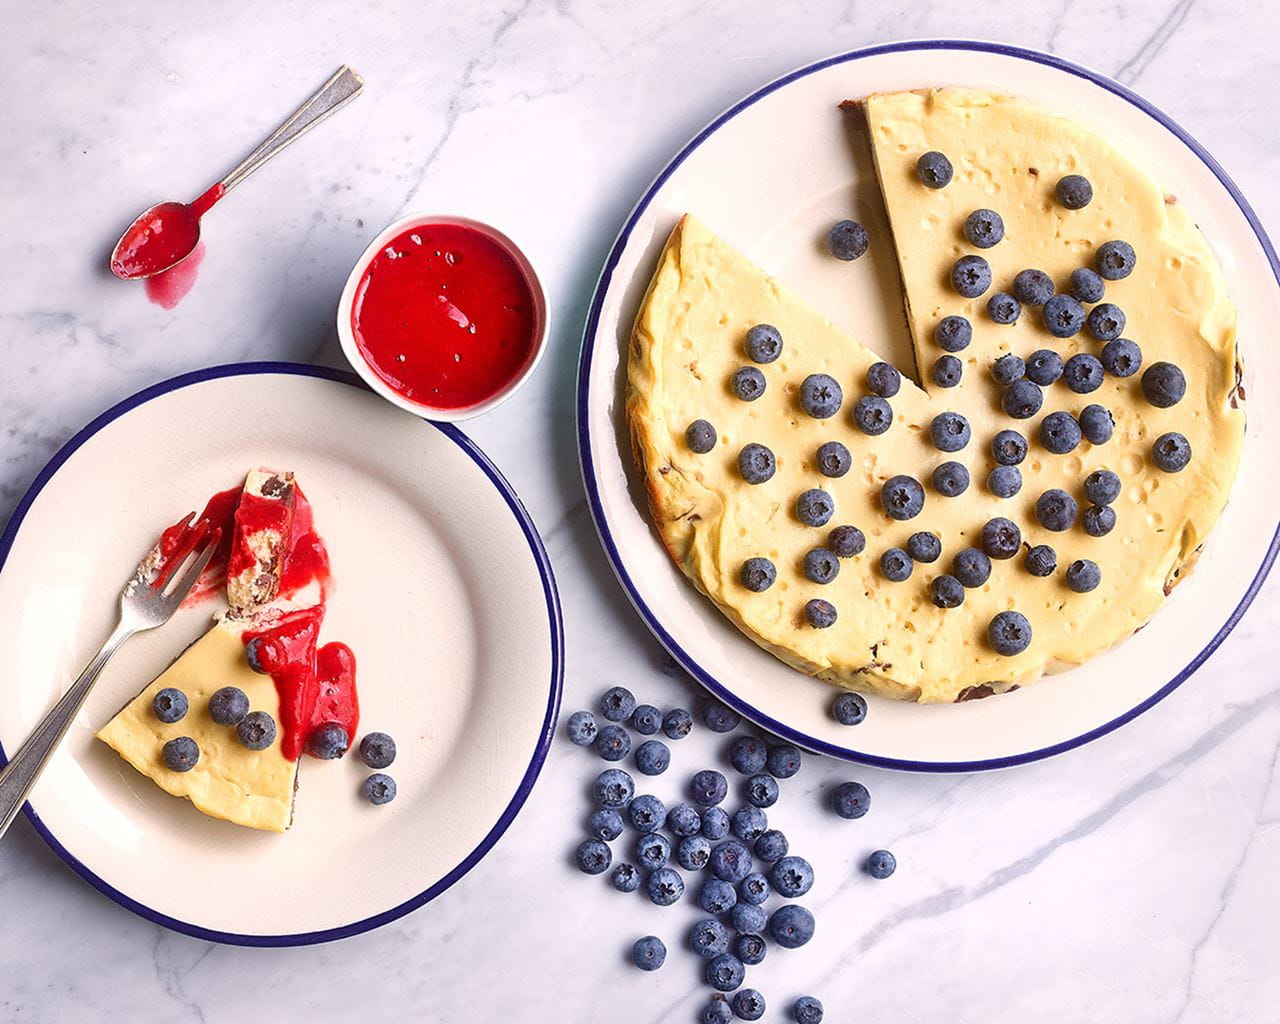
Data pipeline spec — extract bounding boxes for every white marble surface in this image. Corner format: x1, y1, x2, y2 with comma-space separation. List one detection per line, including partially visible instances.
2, 2, 1279, 1021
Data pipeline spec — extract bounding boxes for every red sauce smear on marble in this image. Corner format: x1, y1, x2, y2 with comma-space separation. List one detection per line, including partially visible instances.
350, 222, 538, 410
144, 243, 205, 310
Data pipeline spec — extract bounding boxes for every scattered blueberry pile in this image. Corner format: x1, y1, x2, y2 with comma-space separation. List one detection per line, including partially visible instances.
569, 681, 896, 1021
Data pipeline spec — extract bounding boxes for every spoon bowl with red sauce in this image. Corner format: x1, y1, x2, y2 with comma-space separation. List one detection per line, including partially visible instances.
337, 214, 549, 421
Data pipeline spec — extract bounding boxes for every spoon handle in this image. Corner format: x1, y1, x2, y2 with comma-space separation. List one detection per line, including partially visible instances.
220, 65, 364, 193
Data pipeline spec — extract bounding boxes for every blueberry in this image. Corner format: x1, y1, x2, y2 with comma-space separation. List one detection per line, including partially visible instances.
687, 419, 717, 454
152, 687, 188, 724
1013, 268, 1054, 306
745, 324, 783, 363
1096, 240, 1137, 280
952, 547, 992, 588
668, 801, 702, 836
702, 998, 735, 1024
880, 547, 913, 582
991, 353, 1025, 385
1035, 488, 1078, 531
988, 465, 1022, 498
882, 474, 926, 519
1025, 544, 1057, 577
1056, 174, 1093, 209
827, 219, 869, 260
690, 918, 732, 959
992, 429, 1028, 465
907, 532, 941, 563
738, 443, 777, 484
816, 440, 852, 478
737, 558, 776, 596
988, 292, 1021, 325
799, 373, 843, 418
1086, 302, 1126, 342
692, 769, 729, 806
866, 849, 897, 879
731, 366, 767, 402
729, 736, 768, 776
646, 867, 685, 906
595, 724, 631, 761
706, 952, 747, 992
767, 743, 803, 778
244, 636, 270, 673
161, 736, 200, 772
1040, 411, 1082, 455
732, 805, 769, 840
702, 805, 731, 840
709, 839, 753, 883
853, 395, 893, 435
1142, 362, 1187, 408
628, 794, 667, 832
237, 711, 277, 751
363, 773, 397, 805
632, 935, 666, 971
796, 488, 835, 527
576, 839, 612, 875
980, 517, 1022, 560
793, 996, 825, 1024
611, 862, 641, 893
738, 874, 771, 908
1070, 267, 1106, 303
207, 685, 248, 726
988, 611, 1033, 655
771, 856, 815, 898
828, 524, 865, 558
805, 599, 837, 629
951, 255, 992, 298
746, 774, 779, 809
1026, 349, 1064, 386
769, 905, 816, 948
1063, 353, 1104, 394
1080, 404, 1114, 445
1082, 504, 1117, 537
567, 710, 599, 747
932, 461, 970, 497
964, 208, 1005, 248
755, 828, 790, 862
1152, 431, 1193, 472
704, 703, 740, 733
930, 574, 965, 608
917, 150, 953, 187
1085, 469, 1122, 505
932, 354, 963, 388
803, 547, 840, 584
635, 831, 671, 871
632, 704, 662, 735
589, 808, 624, 841
663, 707, 693, 740
359, 731, 396, 768
601, 686, 636, 722
1066, 559, 1102, 593
832, 780, 870, 819
930, 412, 971, 452
1002, 380, 1044, 419
594, 768, 635, 808
867, 361, 901, 397
732, 989, 767, 1021
733, 930, 768, 966
635, 739, 671, 776
678, 834, 713, 871
1042, 294, 1086, 338
935, 315, 972, 352
1101, 338, 1143, 378
699, 878, 739, 914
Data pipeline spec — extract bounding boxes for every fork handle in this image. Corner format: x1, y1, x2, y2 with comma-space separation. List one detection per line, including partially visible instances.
0, 622, 133, 840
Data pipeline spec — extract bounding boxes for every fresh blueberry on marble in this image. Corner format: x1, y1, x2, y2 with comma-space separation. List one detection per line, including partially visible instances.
628, 794, 667, 832
152, 687, 188, 724
729, 736, 768, 776
1040, 411, 1082, 455
161, 736, 200, 772
746, 774, 779, 809
853, 395, 893, 435
631, 704, 662, 735
755, 828, 790, 862
687, 419, 718, 454
866, 849, 897, 879
739, 557, 776, 593
732, 989, 766, 1021
589, 808, 625, 842
731, 366, 766, 402
951, 254, 992, 297
594, 768, 635, 808
991, 353, 1025, 385
1085, 469, 1122, 505
678, 834, 713, 871
709, 838, 753, 883
988, 465, 1022, 498
917, 150, 953, 187
702, 805, 731, 840
952, 548, 992, 588
1066, 559, 1103, 593
806, 598, 837, 629
635, 831, 671, 871
691, 918, 732, 959
1070, 266, 1106, 303
237, 711, 277, 751
907, 532, 941, 563
766, 743, 803, 779
832, 780, 870, 819
792, 996, 825, 1024
1013, 268, 1054, 306
646, 868, 685, 906
1101, 338, 1143, 378
1025, 544, 1058, 578
1082, 504, 1117, 537
1152, 431, 1193, 472
1096, 239, 1137, 280
934, 314, 972, 352
703, 703, 741, 734
207, 685, 249, 726
932, 461, 970, 497
930, 574, 965, 608
1026, 349, 1064, 386
980, 517, 1022, 560
702, 998, 734, 1024
827, 219, 869, 260
1056, 173, 1093, 209
363, 773, 396, 806
1086, 302, 1126, 341
771, 856, 814, 898
769, 905, 816, 949
635, 739, 670, 776
1142, 362, 1187, 408
992, 429, 1029, 465
611, 862, 641, 893
359, 731, 396, 769
1042, 293, 1086, 338
732, 805, 769, 841
738, 873, 771, 907
1035, 488, 1079, 531
988, 292, 1021, 324
828, 524, 865, 558
576, 839, 612, 875
594, 724, 631, 762
816, 440, 852, 478
932, 354, 963, 388
867, 361, 901, 397
663, 707, 693, 740
745, 324, 783, 363
733, 931, 768, 966
796, 488, 835, 528
799, 373, 842, 418
699, 878, 739, 915
964, 208, 1005, 248
880, 547, 913, 582
738, 443, 777, 484
1002, 379, 1044, 419
706, 952, 747, 992
930, 411, 971, 452
692, 769, 730, 806
1063, 353, 1104, 394
803, 547, 840, 584
601, 686, 636, 723
632, 935, 666, 971
1079, 404, 1114, 444
668, 801, 701, 836
988, 611, 1033, 655
308, 723, 348, 759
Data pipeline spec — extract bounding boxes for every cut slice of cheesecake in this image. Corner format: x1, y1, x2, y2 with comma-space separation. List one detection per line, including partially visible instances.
226, 469, 296, 616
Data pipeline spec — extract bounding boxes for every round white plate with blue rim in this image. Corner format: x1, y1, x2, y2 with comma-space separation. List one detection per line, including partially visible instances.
577, 41, 1280, 771
0, 363, 562, 944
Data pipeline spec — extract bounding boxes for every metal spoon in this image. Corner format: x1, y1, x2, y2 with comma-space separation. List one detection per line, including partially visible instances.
110, 65, 364, 280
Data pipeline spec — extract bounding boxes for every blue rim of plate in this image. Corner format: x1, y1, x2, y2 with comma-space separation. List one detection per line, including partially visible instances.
0, 361, 564, 946
576, 39, 1280, 772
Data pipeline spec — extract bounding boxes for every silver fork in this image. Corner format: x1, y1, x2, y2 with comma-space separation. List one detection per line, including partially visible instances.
0, 518, 221, 840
